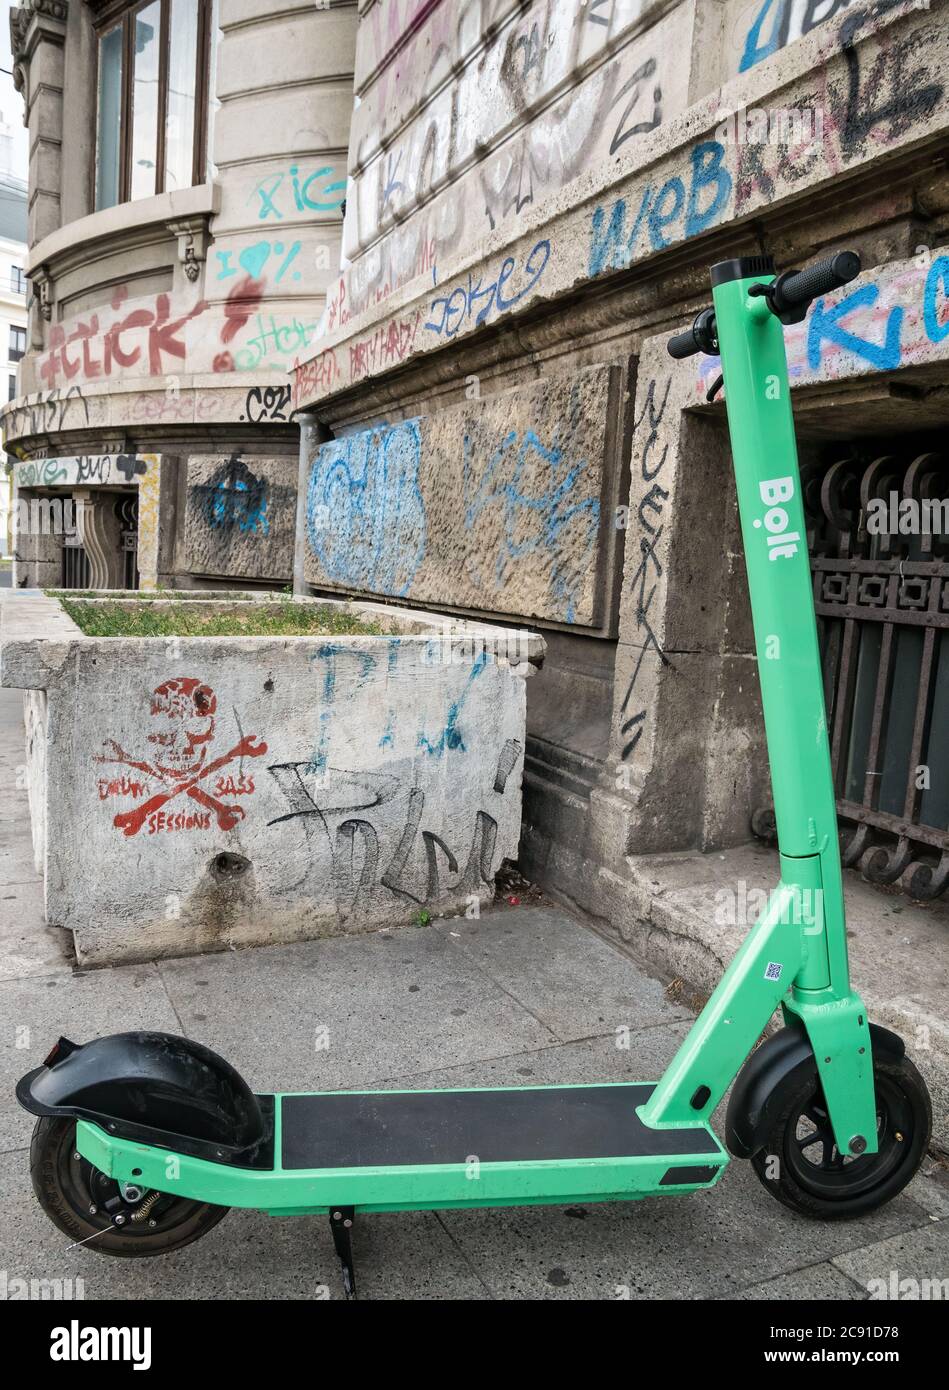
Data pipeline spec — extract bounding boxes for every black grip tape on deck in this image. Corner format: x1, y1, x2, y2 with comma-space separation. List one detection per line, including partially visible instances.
280, 1084, 721, 1170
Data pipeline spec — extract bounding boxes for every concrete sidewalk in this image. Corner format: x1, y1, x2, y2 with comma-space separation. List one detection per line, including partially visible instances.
0, 675, 946, 1299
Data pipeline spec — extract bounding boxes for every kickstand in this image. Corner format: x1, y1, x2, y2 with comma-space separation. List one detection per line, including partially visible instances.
329, 1207, 357, 1300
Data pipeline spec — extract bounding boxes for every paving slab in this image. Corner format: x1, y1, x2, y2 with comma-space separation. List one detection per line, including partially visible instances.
0, 912, 945, 1300
435, 1175, 929, 1301
906, 1160, 949, 1220
0, 965, 180, 1153
0, 925, 72, 983
0, 839, 43, 895
436, 907, 687, 1042
0, 834, 43, 889
726, 1264, 868, 1300
0, 873, 44, 926
831, 1223, 949, 1299
364, 1022, 693, 1091
157, 920, 558, 1093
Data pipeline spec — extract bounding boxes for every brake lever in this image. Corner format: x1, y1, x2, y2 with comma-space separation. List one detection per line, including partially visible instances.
706, 373, 724, 403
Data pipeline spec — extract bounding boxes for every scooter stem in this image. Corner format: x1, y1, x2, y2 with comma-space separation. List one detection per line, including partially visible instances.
641, 255, 879, 1158
710, 259, 848, 995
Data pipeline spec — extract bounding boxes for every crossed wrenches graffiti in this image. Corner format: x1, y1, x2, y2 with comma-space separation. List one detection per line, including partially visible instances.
95, 678, 269, 837
108, 734, 268, 837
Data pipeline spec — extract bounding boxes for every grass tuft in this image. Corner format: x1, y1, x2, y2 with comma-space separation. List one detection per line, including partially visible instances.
57, 597, 383, 639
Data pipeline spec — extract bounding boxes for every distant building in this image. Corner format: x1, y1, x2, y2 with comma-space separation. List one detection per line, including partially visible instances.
0, 115, 27, 559
3, 0, 354, 589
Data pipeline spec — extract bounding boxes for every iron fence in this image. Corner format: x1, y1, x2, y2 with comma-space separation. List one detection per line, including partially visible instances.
756, 451, 949, 899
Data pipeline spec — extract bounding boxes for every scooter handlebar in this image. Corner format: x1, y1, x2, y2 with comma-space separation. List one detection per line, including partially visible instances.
666, 306, 718, 359
667, 326, 701, 359
666, 252, 860, 358
770, 251, 861, 313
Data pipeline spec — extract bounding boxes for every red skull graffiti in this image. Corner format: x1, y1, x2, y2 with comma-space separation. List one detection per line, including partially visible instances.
147, 678, 217, 778
96, 677, 268, 836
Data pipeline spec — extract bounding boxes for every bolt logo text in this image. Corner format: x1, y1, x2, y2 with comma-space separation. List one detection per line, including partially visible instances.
753, 477, 800, 561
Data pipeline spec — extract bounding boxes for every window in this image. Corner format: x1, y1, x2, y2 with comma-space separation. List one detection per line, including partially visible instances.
95, 0, 216, 212
8, 374, 17, 401
9, 327, 26, 363
10, 267, 27, 295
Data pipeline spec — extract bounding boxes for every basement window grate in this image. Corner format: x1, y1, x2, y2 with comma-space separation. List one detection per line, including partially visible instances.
754, 449, 949, 899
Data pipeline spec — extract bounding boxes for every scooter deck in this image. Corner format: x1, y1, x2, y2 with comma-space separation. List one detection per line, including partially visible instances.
77, 1081, 728, 1215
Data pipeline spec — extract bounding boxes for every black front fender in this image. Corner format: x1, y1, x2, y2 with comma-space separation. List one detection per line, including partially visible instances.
725, 1022, 904, 1159
17, 1033, 271, 1166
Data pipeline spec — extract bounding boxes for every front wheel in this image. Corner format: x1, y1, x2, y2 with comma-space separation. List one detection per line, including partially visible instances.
30, 1117, 229, 1255
751, 1052, 931, 1219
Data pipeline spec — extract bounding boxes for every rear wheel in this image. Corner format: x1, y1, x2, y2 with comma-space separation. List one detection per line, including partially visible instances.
30, 1117, 229, 1255
751, 1052, 931, 1219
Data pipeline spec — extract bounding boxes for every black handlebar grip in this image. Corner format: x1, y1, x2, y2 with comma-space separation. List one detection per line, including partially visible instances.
774, 251, 861, 309
667, 326, 700, 359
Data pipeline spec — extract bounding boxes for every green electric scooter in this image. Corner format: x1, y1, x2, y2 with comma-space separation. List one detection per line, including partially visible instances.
17, 252, 933, 1298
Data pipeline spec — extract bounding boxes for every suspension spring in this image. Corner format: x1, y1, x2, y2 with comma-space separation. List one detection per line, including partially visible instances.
130, 1191, 161, 1223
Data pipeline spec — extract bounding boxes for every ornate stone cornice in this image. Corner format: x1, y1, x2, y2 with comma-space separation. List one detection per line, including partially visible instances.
10, 0, 69, 53
9, 1, 69, 91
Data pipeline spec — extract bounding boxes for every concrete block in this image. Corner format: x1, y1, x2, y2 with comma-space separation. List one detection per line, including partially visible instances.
525, 630, 614, 761
2, 594, 543, 965
216, 9, 356, 100
213, 83, 355, 167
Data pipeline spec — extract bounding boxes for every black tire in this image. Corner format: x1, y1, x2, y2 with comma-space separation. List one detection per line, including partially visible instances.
751, 1051, 931, 1219
30, 1117, 230, 1256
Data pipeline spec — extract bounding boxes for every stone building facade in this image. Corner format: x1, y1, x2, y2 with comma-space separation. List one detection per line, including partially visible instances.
4, 0, 949, 943
288, 0, 949, 929
0, 170, 27, 557
3, 0, 356, 588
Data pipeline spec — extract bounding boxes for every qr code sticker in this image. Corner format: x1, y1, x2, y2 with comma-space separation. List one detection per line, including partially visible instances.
764, 961, 783, 982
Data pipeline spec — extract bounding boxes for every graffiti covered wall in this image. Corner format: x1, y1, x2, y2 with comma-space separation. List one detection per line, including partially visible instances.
296, 0, 945, 402
303, 365, 620, 627
183, 454, 298, 580
325, 0, 886, 336
286, 0, 949, 941
10, 453, 162, 591
335, 0, 692, 326
3, 0, 357, 476
693, 251, 949, 400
